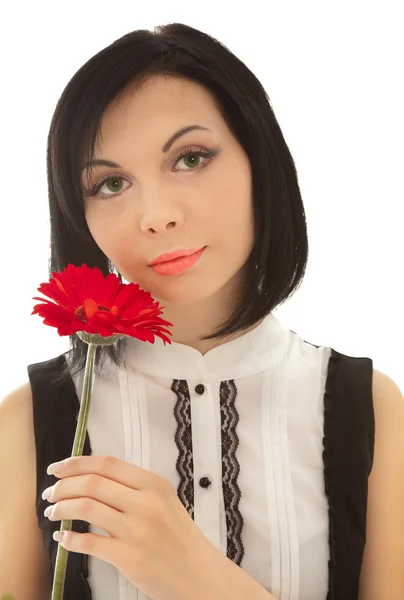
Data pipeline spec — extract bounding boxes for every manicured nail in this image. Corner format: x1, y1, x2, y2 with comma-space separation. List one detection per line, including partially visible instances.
47, 461, 64, 475
42, 487, 52, 500
53, 531, 65, 543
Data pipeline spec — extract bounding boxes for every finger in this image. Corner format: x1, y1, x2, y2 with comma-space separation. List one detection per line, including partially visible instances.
46, 473, 136, 515
53, 528, 124, 568
47, 497, 129, 540
49, 455, 169, 492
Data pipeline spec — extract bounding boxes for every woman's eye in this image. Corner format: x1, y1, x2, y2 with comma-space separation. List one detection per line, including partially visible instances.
98, 176, 130, 197
176, 151, 202, 170
174, 148, 214, 171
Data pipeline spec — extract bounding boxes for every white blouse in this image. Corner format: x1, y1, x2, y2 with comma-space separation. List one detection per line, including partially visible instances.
68, 312, 332, 600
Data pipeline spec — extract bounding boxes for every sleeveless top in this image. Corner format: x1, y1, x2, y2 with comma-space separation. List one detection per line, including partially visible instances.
27, 313, 375, 600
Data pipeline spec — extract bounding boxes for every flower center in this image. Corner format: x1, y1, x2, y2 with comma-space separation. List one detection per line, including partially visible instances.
75, 304, 113, 322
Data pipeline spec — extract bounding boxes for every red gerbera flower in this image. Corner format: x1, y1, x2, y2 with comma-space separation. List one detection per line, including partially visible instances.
32, 263, 172, 344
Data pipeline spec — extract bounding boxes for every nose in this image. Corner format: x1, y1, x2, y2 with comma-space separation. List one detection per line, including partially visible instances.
140, 204, 184, 236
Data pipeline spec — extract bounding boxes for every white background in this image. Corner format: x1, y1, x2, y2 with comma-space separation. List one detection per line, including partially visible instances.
1, 1, 402, 399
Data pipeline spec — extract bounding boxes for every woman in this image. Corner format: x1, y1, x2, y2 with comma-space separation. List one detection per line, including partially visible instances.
1, 22, 403, 600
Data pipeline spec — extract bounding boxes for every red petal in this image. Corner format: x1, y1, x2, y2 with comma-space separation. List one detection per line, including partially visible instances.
33, 263, 173, 341
97, 273, 122, 307
110, 305, 118, 317
83, 298, 99, 320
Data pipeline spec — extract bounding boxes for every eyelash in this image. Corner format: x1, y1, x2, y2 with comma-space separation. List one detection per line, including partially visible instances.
84, 146, 217, 201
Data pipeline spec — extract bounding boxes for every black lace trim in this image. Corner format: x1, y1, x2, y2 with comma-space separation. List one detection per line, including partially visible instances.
172, 380, 195, 519
322, 349, 340, 600
171, 379, 244, 567
219, 380, 245, 566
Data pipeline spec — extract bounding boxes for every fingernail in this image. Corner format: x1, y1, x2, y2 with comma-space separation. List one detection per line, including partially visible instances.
47, 461, 64, 475
53, 531, 65, 543
42, 487, 52, 500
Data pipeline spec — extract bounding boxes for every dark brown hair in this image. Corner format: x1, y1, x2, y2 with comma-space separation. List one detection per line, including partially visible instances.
46, 22, 309, 384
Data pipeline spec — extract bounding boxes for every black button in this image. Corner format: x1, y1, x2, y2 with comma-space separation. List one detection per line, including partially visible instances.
199, 477, 212, 488
195, 384, 205, 395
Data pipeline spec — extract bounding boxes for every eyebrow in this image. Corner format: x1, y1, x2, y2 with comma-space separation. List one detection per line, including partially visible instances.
81, 124, 212, 170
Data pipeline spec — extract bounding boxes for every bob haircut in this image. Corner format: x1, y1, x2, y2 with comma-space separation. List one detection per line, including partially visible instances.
46, 22, 309, 385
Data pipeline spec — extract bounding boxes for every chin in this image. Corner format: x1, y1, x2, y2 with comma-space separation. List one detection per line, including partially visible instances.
137, 272, 226, 306
148, 285, 216, 306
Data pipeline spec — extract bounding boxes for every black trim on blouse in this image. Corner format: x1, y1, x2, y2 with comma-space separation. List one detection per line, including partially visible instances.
322, 349, 374, 600
28, 353, 92, 600
171, 379, 245, 566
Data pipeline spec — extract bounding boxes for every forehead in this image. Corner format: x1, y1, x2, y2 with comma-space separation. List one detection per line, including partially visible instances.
97, 76, 222, 144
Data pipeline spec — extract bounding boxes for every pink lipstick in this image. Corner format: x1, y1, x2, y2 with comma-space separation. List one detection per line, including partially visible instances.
149, 247, 206, 276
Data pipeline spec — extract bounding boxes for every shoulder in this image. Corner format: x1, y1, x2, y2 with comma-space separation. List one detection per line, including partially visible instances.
371, 368, 404, 412
370, 368, 404, 448
0, 381, 34, 450
0, 381, 32, 413
358, 368, 404, 599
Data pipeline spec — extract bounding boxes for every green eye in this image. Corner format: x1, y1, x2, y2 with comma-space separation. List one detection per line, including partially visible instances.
180, 152, 202, 169
105, 177, 125, 193
175, 147, 215, 172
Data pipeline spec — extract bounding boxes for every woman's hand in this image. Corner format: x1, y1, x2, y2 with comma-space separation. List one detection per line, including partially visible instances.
43, 455, 224, 600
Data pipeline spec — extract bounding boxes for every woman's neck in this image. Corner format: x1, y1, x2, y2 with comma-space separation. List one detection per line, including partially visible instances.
156, 275, 245, 355
157, 281, 263, 355
160, 297, 233, 355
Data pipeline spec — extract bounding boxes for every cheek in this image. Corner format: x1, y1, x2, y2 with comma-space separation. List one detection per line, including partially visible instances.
210, 177, 254, 242
87, 222, 119, 258
85, 212, 142, 269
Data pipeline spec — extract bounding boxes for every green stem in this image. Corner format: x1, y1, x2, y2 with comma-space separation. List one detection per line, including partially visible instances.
51, 342, 97, 600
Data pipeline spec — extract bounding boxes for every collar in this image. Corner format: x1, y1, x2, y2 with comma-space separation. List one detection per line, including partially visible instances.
122, 313, 291, 382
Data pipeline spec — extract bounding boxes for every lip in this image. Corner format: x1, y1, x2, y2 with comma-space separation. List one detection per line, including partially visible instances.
148, 247, 205, 266
149, 246, 206, 276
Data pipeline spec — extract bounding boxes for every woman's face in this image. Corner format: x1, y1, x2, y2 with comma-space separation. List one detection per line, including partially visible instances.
81, 75, 254, 306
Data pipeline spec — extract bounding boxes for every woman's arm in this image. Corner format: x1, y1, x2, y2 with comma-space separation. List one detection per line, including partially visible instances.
358, 369, 404, 600
0, 383, 51, 600
179, 539, 278, 600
